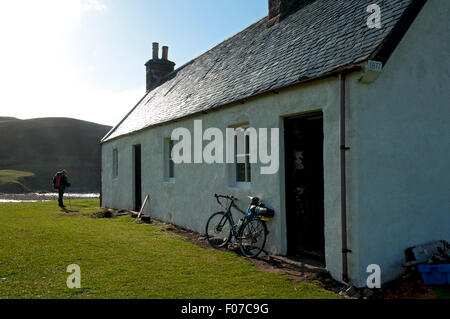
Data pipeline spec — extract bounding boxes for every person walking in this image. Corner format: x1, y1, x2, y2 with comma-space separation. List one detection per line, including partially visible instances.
53, 169, 71, 208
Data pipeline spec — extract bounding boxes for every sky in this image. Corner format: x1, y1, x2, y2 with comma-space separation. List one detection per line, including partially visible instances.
0, 0, 268, 126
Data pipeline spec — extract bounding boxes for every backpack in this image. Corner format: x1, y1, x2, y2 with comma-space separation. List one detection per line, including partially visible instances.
53, 173, 62, 189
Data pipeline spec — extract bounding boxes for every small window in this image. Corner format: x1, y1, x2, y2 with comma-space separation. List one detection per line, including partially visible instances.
235, 134, 251, 183
233, 126, 251, 185
112, 149, 118, 178
164, 138, 175, 182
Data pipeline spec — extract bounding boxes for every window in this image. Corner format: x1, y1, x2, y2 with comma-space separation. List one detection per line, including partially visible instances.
233, 126, 251, 185
164, 138, 175, 182
112, 148, 118, 178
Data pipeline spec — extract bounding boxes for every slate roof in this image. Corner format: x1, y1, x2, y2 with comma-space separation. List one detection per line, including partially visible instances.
102, 0, 416, 142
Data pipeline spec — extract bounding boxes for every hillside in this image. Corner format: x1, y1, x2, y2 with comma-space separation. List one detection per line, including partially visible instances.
0, 117, 19, 122
0, 117, 111, 193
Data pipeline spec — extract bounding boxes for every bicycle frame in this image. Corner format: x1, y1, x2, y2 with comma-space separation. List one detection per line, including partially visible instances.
215, 195, 254, 239
208, 193, 268, 258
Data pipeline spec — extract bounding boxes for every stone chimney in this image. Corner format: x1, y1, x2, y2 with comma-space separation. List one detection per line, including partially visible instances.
145, 42, 176, 91
268, 0, 300, 27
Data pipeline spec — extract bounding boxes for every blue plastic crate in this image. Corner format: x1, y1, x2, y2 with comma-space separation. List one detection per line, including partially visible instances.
417, 264, 450, 285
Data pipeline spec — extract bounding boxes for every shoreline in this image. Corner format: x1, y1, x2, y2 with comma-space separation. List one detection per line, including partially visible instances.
0, 192, 99, 202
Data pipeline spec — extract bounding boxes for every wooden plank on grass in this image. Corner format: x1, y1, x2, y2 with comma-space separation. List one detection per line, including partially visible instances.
137, 195, 149, 219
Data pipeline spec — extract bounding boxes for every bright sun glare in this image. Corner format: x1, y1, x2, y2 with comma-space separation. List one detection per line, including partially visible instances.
0, 0, 142, 126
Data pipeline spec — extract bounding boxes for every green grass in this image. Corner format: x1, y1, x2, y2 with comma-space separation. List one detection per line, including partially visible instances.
0, 199, 338, 299
0, 169, 34, 192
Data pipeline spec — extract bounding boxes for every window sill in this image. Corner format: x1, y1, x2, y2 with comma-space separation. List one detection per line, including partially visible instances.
228, 182, 251, 190
164, 178, 176, 184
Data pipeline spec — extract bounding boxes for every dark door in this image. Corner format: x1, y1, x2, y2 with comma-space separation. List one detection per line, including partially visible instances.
134, 144, 142, 211
284, 112, 325, 262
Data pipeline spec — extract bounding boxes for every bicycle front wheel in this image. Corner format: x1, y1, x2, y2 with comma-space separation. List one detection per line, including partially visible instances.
205, 212, 232, 248
238, 217, 267, 258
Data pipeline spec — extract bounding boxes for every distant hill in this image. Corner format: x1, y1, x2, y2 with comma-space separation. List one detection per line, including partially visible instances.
0, 117, 111, 193
0, 117, 19, 122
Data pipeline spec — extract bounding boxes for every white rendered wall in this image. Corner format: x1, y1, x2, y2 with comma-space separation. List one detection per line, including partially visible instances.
347, 0, 450, 286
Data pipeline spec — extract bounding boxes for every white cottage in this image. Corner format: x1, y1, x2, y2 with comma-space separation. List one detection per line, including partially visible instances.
101, 0, 450, 287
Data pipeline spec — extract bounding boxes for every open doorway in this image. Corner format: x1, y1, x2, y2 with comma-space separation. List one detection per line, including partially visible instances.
134, 144, 142, 211
284, 112, 325, 263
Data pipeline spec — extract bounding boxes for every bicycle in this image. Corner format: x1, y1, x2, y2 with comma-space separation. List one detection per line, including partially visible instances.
205, 194, 269, 258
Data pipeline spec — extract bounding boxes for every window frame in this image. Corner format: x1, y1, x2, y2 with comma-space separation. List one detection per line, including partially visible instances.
164, 138, 175, 183
229, 124, 251, 189
112, 148, 119, 179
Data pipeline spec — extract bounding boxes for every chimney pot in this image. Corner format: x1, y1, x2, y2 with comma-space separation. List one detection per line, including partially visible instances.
268, 0, 299, 27
268, 0, 281, 20
162, 46, 169, 60
152, 42, 159, 60
145, 42, 175, 92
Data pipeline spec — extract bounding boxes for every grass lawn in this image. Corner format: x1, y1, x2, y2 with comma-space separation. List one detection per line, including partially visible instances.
0, 199, 338, 299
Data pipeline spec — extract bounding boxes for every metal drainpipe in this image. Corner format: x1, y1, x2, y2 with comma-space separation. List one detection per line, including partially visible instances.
339, 73, 350, 283
99, 144, 103, 207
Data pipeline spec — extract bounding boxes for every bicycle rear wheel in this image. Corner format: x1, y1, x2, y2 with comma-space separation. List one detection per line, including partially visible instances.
238, 217, 267, 258
205, 212, 232, 248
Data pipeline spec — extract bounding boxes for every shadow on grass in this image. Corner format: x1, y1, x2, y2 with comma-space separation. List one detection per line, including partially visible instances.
60, 207, 80, 213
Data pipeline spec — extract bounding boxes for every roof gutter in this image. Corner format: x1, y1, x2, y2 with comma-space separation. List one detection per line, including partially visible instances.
99, 145, 103, 207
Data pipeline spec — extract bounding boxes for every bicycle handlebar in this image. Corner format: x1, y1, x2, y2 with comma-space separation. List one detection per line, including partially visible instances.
214, 194, 248, 215
214, 193, 238, 203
